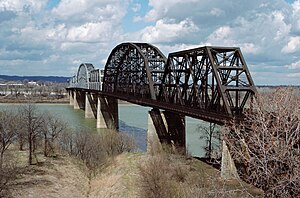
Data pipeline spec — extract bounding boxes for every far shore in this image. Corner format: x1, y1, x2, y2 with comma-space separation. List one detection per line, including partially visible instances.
0, 98, 139, 106
0, 98, 69, 104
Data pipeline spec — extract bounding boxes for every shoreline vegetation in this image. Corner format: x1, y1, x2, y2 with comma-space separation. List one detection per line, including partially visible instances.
0, 97, 137, 106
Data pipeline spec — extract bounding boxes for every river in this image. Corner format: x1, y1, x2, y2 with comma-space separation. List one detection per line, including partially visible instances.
0, 103, 210, 157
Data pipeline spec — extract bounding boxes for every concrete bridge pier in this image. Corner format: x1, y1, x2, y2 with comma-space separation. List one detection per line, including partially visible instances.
74, 91, 85, 110
96, 96, 118, 129
85, 92, 97, 118
221, 140, 241, 180
68, 90, 74, 106
147, 108, 186, 154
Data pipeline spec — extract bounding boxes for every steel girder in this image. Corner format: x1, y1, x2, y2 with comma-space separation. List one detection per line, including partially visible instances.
102, 43, 166, 100
157, 46, 257, 116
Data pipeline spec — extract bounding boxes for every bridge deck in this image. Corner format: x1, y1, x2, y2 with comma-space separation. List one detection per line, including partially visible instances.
67, 88, 234, 125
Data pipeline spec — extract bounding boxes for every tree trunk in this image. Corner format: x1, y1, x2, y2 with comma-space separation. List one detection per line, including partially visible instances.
29, 132, 33, 165
0, 151, 4, 169
44, 133, 48, 157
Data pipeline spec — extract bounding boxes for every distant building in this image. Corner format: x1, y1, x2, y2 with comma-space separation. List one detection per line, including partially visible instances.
28, 81, 38, 86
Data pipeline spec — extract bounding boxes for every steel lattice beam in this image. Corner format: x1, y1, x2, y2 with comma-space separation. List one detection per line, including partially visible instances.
158, 46, 257, 117
102, 43, 166, 100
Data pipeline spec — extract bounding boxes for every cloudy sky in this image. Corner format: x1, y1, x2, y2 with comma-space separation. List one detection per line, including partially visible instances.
0, 0, 300, 85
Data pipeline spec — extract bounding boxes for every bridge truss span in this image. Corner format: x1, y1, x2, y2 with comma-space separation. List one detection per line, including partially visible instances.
69, 63, 101, 90
68, 43, 257, 124
158, 46, 257, 117
102, 43, 167, 100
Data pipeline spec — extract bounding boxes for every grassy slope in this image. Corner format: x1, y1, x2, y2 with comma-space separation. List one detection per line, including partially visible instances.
6, 150, 262, 198
8, 150, 89, 198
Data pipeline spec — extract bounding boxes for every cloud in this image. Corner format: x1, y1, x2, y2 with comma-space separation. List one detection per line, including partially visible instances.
281, 36, 300, 53
287, 72, 300, 77
0, 10, 17, 23
285, 60, 300, 69
138, 18, 199, 43
0, 0, 299, 85
0, 0, 47, 12
145, 0, 198, 22
292, 0, 300, 31
0, 0, 129, 76
131, 3, 141, 12
66, 22, 119, 43
52, 0, 128, 23
210, 8, 224, 17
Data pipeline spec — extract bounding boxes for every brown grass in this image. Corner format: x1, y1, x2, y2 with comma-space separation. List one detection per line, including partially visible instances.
2, 147, 263, 198
7, 148, 89, 198
138, 150, 263, 198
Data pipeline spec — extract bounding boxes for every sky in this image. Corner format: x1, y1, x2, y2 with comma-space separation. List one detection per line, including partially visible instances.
0, 0, 300, 85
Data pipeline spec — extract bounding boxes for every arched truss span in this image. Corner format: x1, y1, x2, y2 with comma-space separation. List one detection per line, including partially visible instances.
69, 63, 101, 90
102, 43, 167, 100
77, 63, 95, 89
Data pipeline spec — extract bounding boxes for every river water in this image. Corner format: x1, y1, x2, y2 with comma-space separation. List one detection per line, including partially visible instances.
0, 103, 209, 157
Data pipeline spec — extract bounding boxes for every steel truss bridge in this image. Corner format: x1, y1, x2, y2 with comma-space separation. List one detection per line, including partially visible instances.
68, 43, 257, 125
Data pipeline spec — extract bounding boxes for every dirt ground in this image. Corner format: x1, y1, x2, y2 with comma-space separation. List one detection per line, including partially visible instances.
4, 149, 262, 198
8, 150, 89, 198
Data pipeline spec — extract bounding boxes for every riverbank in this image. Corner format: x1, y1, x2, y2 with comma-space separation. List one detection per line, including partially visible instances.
3, 147, 263, 198
0, 98, 137, 105
0, 97, 69, 104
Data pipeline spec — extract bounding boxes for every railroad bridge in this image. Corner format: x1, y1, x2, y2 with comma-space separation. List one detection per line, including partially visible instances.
67, 42, 257, 178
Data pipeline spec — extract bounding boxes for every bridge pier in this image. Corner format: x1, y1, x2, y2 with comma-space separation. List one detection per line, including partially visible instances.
73, 91, 80, 109
147, 109, 185, 153
221, 140, 239, 179
68, 90, 74, 106
74, 91, 85, 110
85, 92, 97, 118
96, 96, 118, 129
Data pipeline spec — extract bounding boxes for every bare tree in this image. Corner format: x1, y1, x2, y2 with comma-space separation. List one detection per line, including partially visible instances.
224, 87, 300, 197
0, 110, 18, 168
198, 122, 221, 159
42, 112, 67, 156
19, 104, 44, 165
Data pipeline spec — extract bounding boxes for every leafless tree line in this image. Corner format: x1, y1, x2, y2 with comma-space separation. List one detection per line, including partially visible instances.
59, 128, 135, 174
223, 87, 300, 197
0, 104, 135, 196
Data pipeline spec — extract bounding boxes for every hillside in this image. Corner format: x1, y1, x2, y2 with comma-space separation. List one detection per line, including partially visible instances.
0, 75, 69, 83
5, 150, 263, 198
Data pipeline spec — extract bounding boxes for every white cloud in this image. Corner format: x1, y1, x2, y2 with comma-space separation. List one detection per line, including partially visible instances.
145, 0, 198, 21
272, 11, 291, 41
47, 24, 68, 41
52, 0, 127, 23
0, 0, 47, 12
281, 36, 300, 53
287, 72, 300, 77
285, 60, 300, 69
210, 8, 224, 17
66, 22, 117, 42
131, 3, 141, 12
208, 26, 231, 42
0, 0, 299, 85
138, 18, 199, 43
292, 0, 300, 31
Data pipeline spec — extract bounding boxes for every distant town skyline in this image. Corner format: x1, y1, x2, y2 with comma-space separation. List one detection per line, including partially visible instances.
0, 0, 300, 85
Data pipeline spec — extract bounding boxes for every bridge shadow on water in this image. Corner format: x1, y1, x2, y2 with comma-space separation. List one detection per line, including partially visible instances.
119, 120, 147, 152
